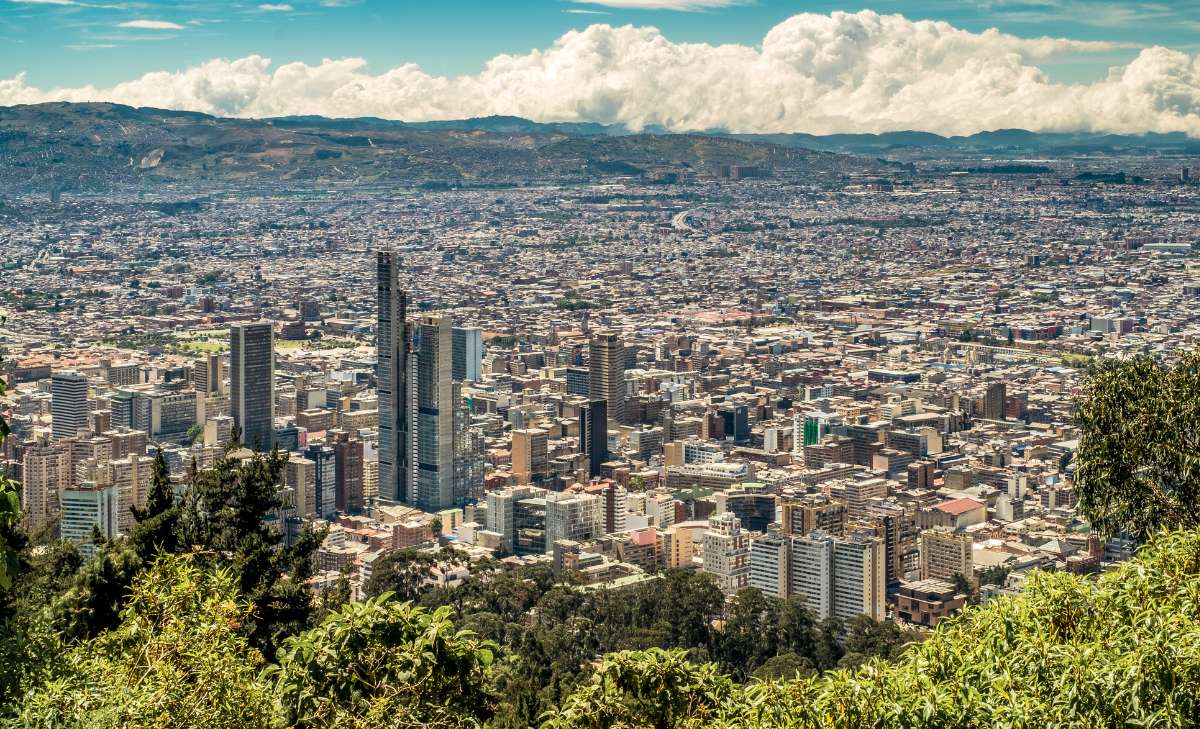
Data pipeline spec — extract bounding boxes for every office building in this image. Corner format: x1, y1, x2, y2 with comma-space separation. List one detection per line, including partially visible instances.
512, 428, 549, 485
331, 430, 364, 514
579, 400, 608, 478
451, 390, 485, 504
51, 371, 89, 441
589, 332, 625, 424
415, 315, 455, 511
451, 326, 483, 382
285, 453, 318, 519
545, 491, 604, 550
304, 443, 337, 519
109, 453, 153, 534
781, 495, 847, 537
192, 353, 224, 396
377, 250, 411, 504
230, 322, 275, 451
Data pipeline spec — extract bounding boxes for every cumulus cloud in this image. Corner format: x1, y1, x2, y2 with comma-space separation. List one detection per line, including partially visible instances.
117, 19, 184, 29
4, 10, 1200, 136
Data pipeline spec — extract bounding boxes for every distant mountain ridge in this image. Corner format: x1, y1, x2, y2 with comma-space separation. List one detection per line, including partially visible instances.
271, 113, 1199, 153
0, 102, 842, 193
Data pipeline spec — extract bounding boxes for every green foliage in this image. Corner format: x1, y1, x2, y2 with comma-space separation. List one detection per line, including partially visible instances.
363, 548, 439, 601
12, 555, 275, 728
270, 593, 497, 727
1074, 350, 1200, 541
547, 528, 1200, 728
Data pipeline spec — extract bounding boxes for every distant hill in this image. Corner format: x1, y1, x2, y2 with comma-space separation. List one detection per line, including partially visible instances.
0, 103, 839, 194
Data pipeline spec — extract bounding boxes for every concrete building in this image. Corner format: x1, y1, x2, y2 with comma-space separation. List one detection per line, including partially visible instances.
511, 428, 549, 485
749, 531, 790, 598
230, 321, 275, 451
919, 527, 975, 583
832, 531, 887, 622
21, 439, 73, 532
791, 530, 835, 618
60, 482, 118, 558
703, 511, 749, 595
51, 371, 89, 441
589, 332, 625, 424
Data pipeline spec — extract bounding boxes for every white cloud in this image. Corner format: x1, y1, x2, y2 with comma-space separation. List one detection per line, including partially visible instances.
117, 19, 184, 29
11, 0, 79, 5
258, 3, 294, 11
4, 10, 1199, 136
572, 0, 746, 9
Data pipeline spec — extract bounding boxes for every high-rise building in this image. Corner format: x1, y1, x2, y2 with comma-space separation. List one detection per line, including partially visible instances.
230, 322, 275, 451
790, 530, 835, 618
192, 353, 224, 396
377, 251, 411, 504
579, 400, 608, 478
330, 430, 364, 514
415, 314, 454, 511
781, 495, 847, 537
749, 531, 790, 598
919, 527, 975, 583
109, 453, 153, 534
451, 326, 483, 382
304, 443, 337, 519
984, 382, 1007, 421
451, 386, 485, 505
51, 371, 89, 441
511, 428, 548, 485
285, 453, 318, 519
544, 491, 604, 550
589, 332, 625, 425
832, 531, 887, 621
60, 482, 118, 558
21, 439, 73, 532
703, 511, 749, 595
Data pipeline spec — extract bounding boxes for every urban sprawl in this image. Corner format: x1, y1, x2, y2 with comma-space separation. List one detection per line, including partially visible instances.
4, 154, 1199, 630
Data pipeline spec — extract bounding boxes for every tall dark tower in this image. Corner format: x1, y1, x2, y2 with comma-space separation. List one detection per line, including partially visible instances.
377, 251, 411, 504
230, 321, 275, 451
580, 399, 609, 478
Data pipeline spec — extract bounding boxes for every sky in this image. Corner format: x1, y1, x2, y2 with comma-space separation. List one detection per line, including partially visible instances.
1, 0, 1199, 135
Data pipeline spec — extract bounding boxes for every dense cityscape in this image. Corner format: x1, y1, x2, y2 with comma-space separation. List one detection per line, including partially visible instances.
3, 1, 1200, 720
3, 138, 1197, 628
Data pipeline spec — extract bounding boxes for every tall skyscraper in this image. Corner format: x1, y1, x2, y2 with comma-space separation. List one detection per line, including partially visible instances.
451, 326, 483, 382
304, 443, 337, 519
330, 429, 364, 514
415, 314, 454, 511
451, 384, 485, 505
230, 322, 275, 451
832, 531, 887, 621
580, 399, 608, 478
51, 371, 89, 441
192, 353, 224, 396
377, 251, 411, 504
589, 331, 625, 425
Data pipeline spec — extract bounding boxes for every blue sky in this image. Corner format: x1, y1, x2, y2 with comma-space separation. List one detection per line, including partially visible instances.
2, 0, 1197, 88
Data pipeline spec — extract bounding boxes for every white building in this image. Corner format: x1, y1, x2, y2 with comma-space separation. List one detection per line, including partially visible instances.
703, 511, 749, 595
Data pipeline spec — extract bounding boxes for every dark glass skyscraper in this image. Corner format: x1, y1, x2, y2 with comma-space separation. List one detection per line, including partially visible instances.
580, 399, 608, 478
377, 251, 411, 504
230, 321, 275, 451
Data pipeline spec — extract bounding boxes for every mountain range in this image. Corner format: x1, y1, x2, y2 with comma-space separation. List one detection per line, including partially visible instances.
2, 102, 1194, 194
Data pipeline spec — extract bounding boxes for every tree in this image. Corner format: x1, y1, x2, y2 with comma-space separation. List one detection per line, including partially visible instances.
1074, 350, 1200, 541
15, 555, 276, 728
364, 549, 435, 601
750, 652, 816, 681
270, 593, 497, 728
